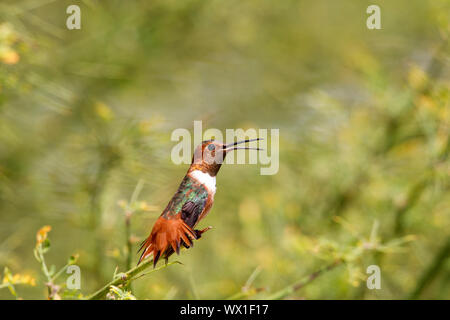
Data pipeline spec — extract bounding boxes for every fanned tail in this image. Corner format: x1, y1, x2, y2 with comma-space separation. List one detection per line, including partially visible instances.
137, 215, 198, 267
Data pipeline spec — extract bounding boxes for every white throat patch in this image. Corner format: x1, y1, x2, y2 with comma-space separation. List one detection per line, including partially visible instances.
190, 170, 216, 194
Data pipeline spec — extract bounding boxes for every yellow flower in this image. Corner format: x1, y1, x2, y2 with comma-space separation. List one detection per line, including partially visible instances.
408, 65, 428, 90
2, 267, 36, 287
95, 102, 114, 121
36, 225, 52, 246
0, 49, 20, 65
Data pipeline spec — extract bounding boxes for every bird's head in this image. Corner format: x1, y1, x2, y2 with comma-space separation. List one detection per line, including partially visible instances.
189, 138, 262, 176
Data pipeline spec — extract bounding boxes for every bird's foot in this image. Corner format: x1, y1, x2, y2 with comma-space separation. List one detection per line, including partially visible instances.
181, 226, 213, 249
194, 226, 213, 239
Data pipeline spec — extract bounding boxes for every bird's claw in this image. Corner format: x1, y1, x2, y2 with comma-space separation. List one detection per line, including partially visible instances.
194, 226, 213, 239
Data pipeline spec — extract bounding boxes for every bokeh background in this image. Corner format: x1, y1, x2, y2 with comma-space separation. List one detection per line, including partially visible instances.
0, 0, 449, 299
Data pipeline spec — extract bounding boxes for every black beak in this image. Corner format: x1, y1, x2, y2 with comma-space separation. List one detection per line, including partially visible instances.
222, 138, 263, 152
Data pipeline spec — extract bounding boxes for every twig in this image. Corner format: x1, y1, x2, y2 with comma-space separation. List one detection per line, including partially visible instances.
409, 237, 450, 299
35, 245, 55, 299
393, 177, 428, 235
226, 266, 263, 300
267, 260, 342, 300
124, 179, 144, 292
85, 259, 181, 300
125, 179, 144, 271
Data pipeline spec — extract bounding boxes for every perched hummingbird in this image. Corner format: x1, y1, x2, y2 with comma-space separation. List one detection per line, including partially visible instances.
138, 138, 262, 266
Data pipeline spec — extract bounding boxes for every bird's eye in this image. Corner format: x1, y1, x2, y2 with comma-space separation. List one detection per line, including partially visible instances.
207, 144, 215, 151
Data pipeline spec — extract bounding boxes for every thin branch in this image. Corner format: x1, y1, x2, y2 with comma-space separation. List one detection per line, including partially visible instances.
51, 263, 70, 283
409, 237, 450, 299
85, 259, 181, 300
267, 260, 342, 300
124, 179, 145, 292
125, 179, 144, 271
226, 266, 263, 300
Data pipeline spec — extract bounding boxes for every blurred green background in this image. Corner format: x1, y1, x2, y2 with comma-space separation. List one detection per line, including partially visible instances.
0, 0, 449, 299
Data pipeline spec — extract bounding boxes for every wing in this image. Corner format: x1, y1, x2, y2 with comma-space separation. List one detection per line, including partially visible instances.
163, 175, 209, 221
138, 175, 210, 266
181, 200, 204, 228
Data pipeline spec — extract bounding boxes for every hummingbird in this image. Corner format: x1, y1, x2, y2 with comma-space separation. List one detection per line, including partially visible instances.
138, 138, 262, 267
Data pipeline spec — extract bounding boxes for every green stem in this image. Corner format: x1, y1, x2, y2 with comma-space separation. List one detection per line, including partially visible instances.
124, 210, 132, 271
51, 264, 69, 283
38, 249, 52, 283
0, 283, 10, 289
36, 246, 55, 299
267, 260, 342, 300
85, 259, 180, 300
124, 179, 144, 289
409, 237, 450, 299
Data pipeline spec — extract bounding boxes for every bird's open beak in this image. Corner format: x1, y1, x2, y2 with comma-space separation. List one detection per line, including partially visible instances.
221, 138, 264, 152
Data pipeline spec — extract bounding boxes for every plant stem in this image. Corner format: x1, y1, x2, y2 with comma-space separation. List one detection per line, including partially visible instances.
38, 250, 52, 283
267, 260, 342, 300
36, 246, 56, 299
85, 259, 180, 300
124, 179, 144, 290
125, 213, 132, 268
0, 283, 10, 289
51, 264, 69, 282
409, 237, 450, 299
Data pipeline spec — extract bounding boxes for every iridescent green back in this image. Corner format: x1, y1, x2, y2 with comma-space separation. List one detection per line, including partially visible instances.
162, 175, 209, 218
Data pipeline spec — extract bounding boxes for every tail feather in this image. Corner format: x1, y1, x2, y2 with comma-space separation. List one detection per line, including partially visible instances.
138, 215, 197, 266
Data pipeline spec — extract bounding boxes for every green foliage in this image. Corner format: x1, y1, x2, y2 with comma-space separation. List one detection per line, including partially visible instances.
107, 286, 137, 300
33, 226, 81, 299
1, 266, 36, 298
0, 0, 449, 299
